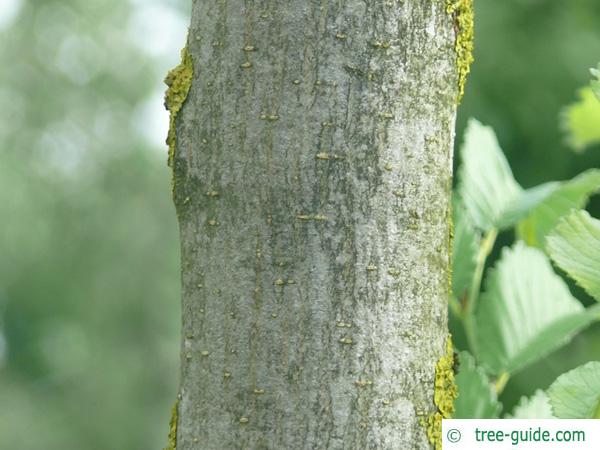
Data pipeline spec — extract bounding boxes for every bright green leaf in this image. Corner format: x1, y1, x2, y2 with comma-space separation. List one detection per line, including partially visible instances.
591, 64, 600, 101
548, 361, 600, 419
496, 182, 559, 230
562, 87, 600, 152
475, 242, 597, 375
454, 351, 501, 418
507, 390, 555, 419
452, 198, 480, 302
458, 119, 558, 231
517, 170, 600, 247
546, 210, 600, 301
458, 119, 522, 231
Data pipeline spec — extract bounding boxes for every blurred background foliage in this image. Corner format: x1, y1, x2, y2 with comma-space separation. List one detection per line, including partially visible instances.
0, 0, 599, 448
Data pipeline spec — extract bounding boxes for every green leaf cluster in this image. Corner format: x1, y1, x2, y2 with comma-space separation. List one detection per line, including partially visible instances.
547, 362, 600, 419
561, 65, 600, 152
591, 64, 600, 101
452, 116, 600, 419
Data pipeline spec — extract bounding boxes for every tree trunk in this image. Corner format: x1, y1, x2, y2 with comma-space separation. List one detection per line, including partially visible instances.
167, 1, 463, 448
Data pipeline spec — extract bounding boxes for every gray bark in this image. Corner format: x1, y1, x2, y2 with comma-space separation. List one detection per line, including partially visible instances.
172, 1, 457, 448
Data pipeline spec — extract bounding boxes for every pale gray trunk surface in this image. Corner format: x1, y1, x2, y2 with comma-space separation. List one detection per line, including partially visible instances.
172, 1, 457, 449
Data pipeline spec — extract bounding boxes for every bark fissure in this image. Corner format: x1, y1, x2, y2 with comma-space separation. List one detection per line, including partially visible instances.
170, 1, 458, 448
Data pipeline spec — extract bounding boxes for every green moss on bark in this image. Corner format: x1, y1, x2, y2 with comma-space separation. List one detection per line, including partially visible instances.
426, 336, 458, 450
165, 44, 194, 171
447, 0, 474, 102
164, 398, 179, 450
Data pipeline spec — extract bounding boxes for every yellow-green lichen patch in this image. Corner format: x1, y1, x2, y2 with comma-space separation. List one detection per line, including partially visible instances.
164, 398, 179, 450
447, 0, 474, 102
448, 204, 454, 297
426, 336, 458, 450
165, 44, 194, 169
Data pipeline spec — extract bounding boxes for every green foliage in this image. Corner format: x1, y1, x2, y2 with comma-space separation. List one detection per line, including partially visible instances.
452, 114, 600, 418
547, 362, 600, 419
458, 119, 559, 231
547, 210, 600, 301
592, 64, 600, 100
517, 170, 600, 248
453, 351, 501, 418
507, 390, 554, 419
475, 243, 597, 375
451, 200, 479, 302
561, 87, 600, 152
461, 0, 600, 182
458, 119, 523, 231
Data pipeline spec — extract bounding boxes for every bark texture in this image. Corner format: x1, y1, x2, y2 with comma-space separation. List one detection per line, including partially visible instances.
171, 1, 458, 448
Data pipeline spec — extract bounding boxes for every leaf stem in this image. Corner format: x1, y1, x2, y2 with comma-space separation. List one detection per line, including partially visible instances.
494, 371, 510, 395
449, 296, 462, 317
464, 227, 498, 353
